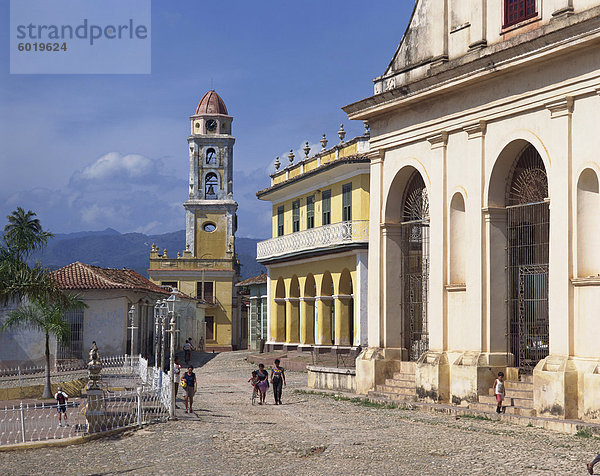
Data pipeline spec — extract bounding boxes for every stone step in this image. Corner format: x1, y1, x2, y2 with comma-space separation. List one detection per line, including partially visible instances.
512, 397, 534, 409
376, 385, 416, 396
472, 400, 537, 417
368, 391, 417, 403
479, 394, 500, 405
505, 380, 533, 392
385, 377, 415, 387
398, 361, 416, 375
391, 371, 415, 381
505, 388, 533, 399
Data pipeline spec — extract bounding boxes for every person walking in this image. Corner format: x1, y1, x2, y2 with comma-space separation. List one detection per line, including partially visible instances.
182, 366, 197, 413
588, 454, 600, 474
256, 363, 269, 405
493, 371, 505, 414
183, 338, 195, 365
173, 356, 181, 401
270, 359, 286, 405
55, 386, 69, 426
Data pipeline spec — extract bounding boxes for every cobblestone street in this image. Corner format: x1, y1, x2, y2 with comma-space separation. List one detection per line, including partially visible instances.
1, 351, 598, 475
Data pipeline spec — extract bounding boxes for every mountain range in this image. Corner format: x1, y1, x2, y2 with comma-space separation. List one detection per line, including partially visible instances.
31, 228, 266, 280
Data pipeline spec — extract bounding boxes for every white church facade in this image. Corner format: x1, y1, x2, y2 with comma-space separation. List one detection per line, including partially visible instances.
344, 0, 600, 420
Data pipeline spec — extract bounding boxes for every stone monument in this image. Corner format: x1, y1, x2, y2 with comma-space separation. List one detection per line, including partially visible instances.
85, 341, 105, 433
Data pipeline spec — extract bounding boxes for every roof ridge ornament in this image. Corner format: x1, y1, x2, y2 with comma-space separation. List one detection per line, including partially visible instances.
320, 134, 328, 150
288, 149, 295, 164
303, 141, 311, 159
338, 124, 346, 143
274, 157, 280, 170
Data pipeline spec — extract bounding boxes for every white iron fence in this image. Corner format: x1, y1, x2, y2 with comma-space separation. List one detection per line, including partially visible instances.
256, 220, 369, 260
0, 354, 140, 381
0, 355, 169, 447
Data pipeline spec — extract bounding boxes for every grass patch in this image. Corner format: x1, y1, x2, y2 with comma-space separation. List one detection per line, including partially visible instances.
294, 389, 414, 411
576, 429, 594, 438
459, 413, 493, 421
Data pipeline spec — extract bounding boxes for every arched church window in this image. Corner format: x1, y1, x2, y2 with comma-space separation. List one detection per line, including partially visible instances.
206, 148, 217, 165
205, 173, 218, 199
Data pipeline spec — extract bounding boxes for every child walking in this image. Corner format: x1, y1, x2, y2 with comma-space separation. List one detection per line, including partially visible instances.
494, 371, 505, 414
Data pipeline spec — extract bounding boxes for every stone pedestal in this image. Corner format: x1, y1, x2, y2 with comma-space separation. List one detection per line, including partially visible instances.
86, 388, 106, 433
416, 351, 449, 403
533, 355, 578, 419
354, 348, 403, 395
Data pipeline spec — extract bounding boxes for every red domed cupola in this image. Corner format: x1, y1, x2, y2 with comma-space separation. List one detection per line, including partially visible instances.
195, 90, 228, 116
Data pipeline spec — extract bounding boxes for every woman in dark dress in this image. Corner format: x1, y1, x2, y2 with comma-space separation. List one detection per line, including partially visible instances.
256, 363, 269, 405
270, 359, 286, 405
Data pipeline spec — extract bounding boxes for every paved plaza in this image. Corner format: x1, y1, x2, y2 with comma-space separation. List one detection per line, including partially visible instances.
1, 351, 598, 475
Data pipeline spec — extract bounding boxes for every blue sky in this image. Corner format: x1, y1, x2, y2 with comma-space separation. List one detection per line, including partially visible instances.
0, 1, 414, 239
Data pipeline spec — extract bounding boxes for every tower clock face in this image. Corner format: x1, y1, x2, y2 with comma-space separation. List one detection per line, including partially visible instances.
206, 119, 217, 131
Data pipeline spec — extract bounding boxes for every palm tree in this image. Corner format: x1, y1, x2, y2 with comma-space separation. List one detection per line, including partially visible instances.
4, 207, 53, 261
0, 208, 60, 306
2, 294, 87, 398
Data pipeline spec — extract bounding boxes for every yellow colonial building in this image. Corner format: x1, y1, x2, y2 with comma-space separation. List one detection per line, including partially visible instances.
257, 127, 370, 353
149, 90, 241, 352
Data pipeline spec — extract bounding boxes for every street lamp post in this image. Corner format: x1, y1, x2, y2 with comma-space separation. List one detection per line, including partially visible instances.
127, 305, 138, 368
159, 300, 167, 391
153, 301, 161, 368
166, 289, 180, 419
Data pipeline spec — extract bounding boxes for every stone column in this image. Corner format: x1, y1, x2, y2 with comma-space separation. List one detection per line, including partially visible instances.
272, 298, 286, 344
414, 132, 449, 404
334, 294, 352, 346
534, 97, 576, 419
285, 298, 300, 344
316, 297, 332, 346
299, 297, 315, 345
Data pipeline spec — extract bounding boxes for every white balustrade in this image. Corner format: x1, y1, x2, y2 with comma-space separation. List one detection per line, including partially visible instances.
256, 220, 369, 260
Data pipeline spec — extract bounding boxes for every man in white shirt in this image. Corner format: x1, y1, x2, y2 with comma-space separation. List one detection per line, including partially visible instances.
55, 386, 69, 426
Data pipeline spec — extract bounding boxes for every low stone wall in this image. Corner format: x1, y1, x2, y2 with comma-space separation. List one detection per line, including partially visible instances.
307, 366, 356, 392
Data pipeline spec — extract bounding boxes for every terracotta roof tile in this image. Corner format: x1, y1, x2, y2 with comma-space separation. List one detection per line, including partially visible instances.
236, 273, 267, 286
51, 262, 169, 295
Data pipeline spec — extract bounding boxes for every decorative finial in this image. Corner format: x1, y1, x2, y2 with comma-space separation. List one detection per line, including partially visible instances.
363, 120, 370, 134
151, 243, 156, 251
274, 157, 280, 170
303, 141, 311, 158
288, 149, 295, 164
320, 134, 328, 150
338, 124, 346, 143
177, 251, 181, 258
163, 249, 167, 258
186, 244, 190, 250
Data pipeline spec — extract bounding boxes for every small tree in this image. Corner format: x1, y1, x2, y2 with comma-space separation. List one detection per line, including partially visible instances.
2, 294, 87, 399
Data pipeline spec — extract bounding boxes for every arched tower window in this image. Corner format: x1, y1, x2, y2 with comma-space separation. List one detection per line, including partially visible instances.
205, 173, 218, 199
206, 148, 217, 165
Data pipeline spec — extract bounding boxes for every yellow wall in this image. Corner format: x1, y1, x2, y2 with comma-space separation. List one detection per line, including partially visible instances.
270, 173, 370, 237
194, 211, 229, 259
269, 254, 357, 299
149, 272, 235, 349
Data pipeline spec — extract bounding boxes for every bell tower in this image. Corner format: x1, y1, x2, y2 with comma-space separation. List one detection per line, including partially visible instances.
149, 90, 241, 352
186, 90, 237, 259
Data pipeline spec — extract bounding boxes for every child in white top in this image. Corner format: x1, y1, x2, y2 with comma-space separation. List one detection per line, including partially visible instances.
494, 371, 505, 414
